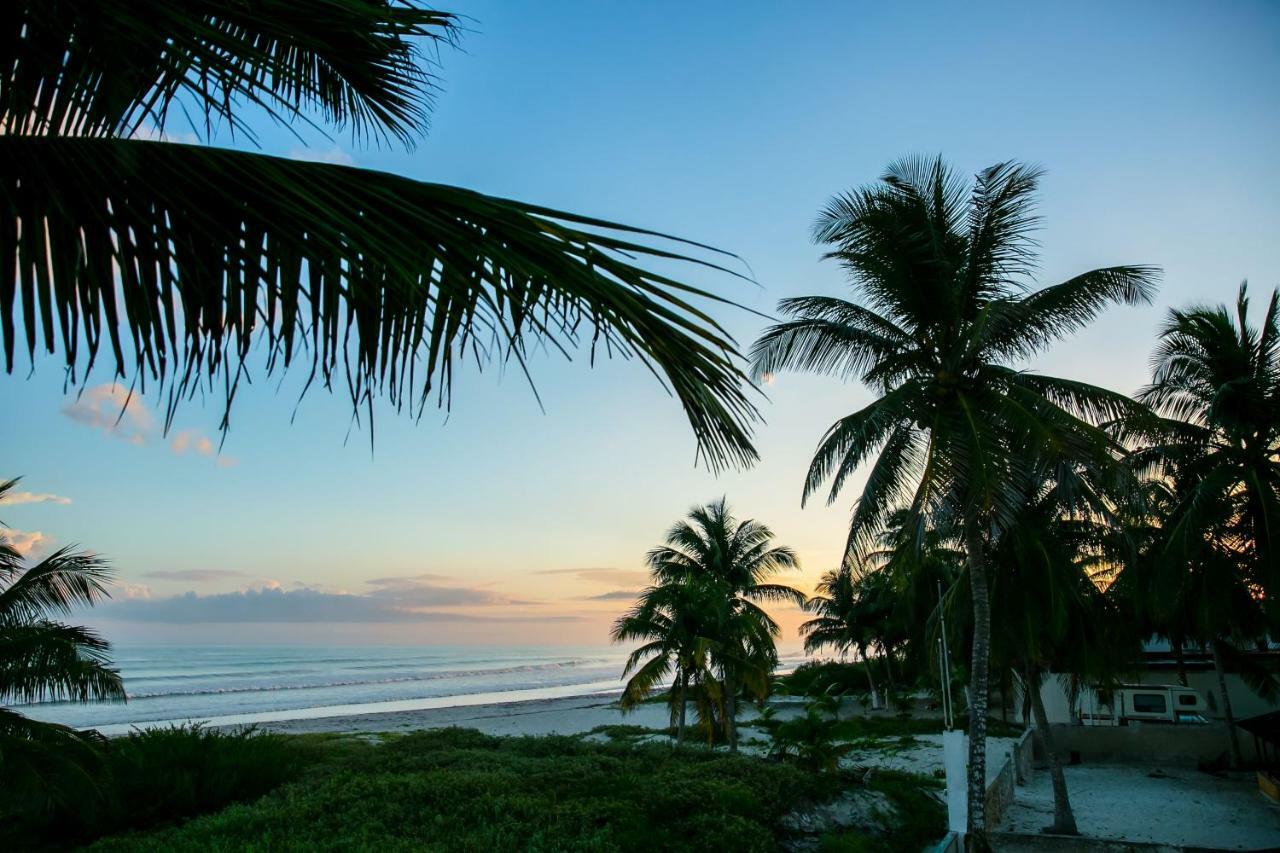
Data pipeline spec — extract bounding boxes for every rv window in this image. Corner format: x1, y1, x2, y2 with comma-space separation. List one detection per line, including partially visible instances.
1177, 694, 1197, 706
1132, 693, 1167, 714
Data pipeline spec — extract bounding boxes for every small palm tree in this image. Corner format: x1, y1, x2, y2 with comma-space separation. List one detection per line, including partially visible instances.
801, 568, 893, 709
614, 500, 803, 751
752, 157, 1157, 838
611, 580, 717, 745
0, 478, 125, 814
1, 2, 758, 470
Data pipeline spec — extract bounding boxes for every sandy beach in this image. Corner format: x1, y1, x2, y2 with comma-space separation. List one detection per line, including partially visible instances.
258, 691, 719, 738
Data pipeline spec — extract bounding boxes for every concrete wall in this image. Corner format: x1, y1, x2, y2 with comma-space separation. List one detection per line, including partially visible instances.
1047, 722, 1258, 765
986, 730, 1035, 827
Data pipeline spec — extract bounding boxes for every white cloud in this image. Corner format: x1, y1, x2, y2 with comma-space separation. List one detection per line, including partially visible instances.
0, 491, 71, 506
62, 383, 154, 445
61, 389, 237, 466
1, 528, 50, 557
286, 145, 355, 166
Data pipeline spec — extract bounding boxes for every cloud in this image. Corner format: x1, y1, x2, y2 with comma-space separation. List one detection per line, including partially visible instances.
131, 126, 201, 145
61, 387, 237, 466
142, 569, 248, 583
1, 528, 49, 557
170, 429, 215, 456
117, 583, 152, 600
364, 575, 536, 607
286, 145, 355, 166
99, 585, 576, 624
0, 491, 72, 507
170, 429, 238, 466
62, 383, 154, 444
535, 567, 651, 586
580, 590, 642, 602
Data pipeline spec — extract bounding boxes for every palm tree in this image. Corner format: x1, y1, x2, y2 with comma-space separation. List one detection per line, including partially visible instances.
0, 478, 126, 814
800, 568, 886, 708
1130, 284, 1280, 605
1109, 468, 1265, 769
611, 578, 718, 745
1116, 285, 1280, 767
1, 2, 758, 470
616, 499, 804, 751
752, 157, 1157, 839
985, 460, 1139, 836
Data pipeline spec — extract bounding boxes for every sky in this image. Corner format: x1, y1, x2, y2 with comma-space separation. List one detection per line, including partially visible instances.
2, 1, 1279, 647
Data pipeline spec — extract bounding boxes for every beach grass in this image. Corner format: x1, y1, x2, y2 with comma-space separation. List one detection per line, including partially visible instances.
14, 726, 944, 852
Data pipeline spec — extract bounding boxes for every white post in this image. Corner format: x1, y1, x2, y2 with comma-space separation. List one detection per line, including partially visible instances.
943, 728, 968, 836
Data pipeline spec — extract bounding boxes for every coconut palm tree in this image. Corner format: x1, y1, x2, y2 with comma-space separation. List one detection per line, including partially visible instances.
1108, 467, 1266, 769
1114, 286, 1280, 767
800, 568, 887, 708
611, 577, 718, 745
752, 157, 1157, 839
984, 459, 1139, 836
0, 478, 126, 814
1130, 284, 1280, 605
619, 499, 804, 751
0, 1, 758, 470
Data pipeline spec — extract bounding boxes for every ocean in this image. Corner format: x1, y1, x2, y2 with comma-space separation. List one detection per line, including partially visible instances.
19, 644, 809, 736
19, 644, 632, 735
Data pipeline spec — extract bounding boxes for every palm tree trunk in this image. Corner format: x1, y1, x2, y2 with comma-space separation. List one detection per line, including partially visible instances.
725, 672, 738, 752
884, 644, 898, 707
964, 522, 991, 844
1173, 638, 1188, 687
862, 645, 881, 710
677, 670, 688, 746
1029, 668, 1079, 835
1211, 639, 1243, 769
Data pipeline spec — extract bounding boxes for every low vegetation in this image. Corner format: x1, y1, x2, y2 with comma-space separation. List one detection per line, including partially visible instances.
6, 725, 944, 852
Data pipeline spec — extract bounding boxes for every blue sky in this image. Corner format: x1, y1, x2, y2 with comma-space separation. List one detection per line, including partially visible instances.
3, 1, 1278, 644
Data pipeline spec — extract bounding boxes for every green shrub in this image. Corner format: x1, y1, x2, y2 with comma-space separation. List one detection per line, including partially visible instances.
105, 724, 304, 826
84, 728, 839, 852
4, 723, 312, 849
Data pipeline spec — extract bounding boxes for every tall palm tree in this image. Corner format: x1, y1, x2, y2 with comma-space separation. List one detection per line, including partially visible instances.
1130, 284, 1280, 606
1, 1, 758, 470
0, 478, 126, 814
618, 499, 804, 751
752, 157, 1157, 839
1115, 286, 1280, 767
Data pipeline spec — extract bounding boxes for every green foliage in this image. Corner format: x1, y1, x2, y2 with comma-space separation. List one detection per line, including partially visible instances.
79, 728, 845, 852
5, 723, 313, 848
759, 704, 853, 773
613, 499, 804, 749
0, 477, 125, 821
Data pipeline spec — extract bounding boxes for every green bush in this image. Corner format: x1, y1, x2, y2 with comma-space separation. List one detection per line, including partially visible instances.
84, 728, 839, 852
4, 723, 312, 849
105, 724, 304, 826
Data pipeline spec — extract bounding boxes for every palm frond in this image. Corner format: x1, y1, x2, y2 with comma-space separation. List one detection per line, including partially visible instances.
4, 0, 457, 145
0, 136, 760, 468
0, 547, 113, 623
